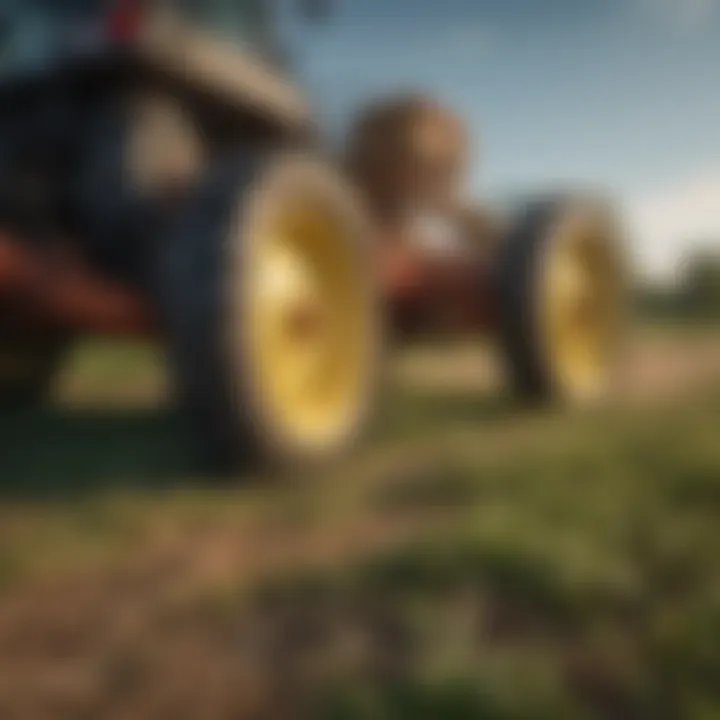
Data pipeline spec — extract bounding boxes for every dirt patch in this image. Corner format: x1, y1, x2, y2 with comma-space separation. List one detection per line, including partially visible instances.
395, 332, 720, 403
619, 333, 720, 403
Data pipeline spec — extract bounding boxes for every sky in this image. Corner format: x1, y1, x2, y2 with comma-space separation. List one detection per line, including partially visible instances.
288, 0, 720, 281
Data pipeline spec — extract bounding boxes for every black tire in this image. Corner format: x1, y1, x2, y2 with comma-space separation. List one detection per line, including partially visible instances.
0, 325, 66, 408
496, 197, 625, 404
78, 94, 205, 288
155, 149, 380, 474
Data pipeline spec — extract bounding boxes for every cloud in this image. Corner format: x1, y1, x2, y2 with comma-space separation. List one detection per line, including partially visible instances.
625, 170, 720, 282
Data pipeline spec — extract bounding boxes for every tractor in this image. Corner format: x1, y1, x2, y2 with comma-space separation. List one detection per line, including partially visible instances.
0, 0, 624, 473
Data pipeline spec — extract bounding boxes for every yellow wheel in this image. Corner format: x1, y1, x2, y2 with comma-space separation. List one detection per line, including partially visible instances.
158, 152, 380, 472
497, 198, 625, 403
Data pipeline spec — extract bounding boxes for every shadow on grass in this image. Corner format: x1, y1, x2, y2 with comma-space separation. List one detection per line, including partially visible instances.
0, 407, 202, 499
0, 390, 511, 500
374, 390, 513, 443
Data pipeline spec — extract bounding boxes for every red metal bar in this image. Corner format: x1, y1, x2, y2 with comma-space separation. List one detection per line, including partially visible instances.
0, 235, 157, 337
377, 240, 497, 337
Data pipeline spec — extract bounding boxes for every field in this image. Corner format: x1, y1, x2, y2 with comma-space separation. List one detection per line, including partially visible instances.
0, 328, 719, 719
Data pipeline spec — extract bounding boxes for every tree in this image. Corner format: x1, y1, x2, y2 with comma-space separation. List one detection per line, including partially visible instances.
680, 248, 720, 318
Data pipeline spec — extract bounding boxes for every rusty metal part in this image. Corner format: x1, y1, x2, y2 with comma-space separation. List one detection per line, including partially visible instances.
0, 236, 156, 337
376, 234, 497, 338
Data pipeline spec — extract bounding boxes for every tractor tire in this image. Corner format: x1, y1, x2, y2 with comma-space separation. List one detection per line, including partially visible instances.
0, 325, 66, 408
496, 197, 625, 404
156, 149, 380, 474
79, 94, 205, 288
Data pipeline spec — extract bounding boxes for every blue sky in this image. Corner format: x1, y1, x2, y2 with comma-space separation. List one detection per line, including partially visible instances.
289, 0, 720, 279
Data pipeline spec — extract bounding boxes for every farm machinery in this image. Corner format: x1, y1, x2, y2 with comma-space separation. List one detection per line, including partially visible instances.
0, 0, 624, 472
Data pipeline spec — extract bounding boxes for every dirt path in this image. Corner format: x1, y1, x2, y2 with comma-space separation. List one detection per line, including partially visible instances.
619, 332, 720, 402
395, 329, 720, 403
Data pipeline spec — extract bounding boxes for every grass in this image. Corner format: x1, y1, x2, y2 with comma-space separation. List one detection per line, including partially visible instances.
0, 337, 719, 718
246, 387, 720, 719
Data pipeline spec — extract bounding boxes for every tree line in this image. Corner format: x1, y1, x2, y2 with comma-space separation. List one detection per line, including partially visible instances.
637, 247, 720, 322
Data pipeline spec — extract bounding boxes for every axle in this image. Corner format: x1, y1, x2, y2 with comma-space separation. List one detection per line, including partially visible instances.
0, 229, 498, 343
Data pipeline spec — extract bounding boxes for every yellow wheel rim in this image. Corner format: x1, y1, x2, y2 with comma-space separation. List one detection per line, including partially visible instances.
242, 192, 372, 452
539, 208, 622, 400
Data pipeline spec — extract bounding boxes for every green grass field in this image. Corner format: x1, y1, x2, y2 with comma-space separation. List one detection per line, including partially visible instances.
0, 335, 719, 719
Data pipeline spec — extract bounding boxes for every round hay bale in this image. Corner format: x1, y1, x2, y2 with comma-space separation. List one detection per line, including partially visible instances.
347, 93, 470, 224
